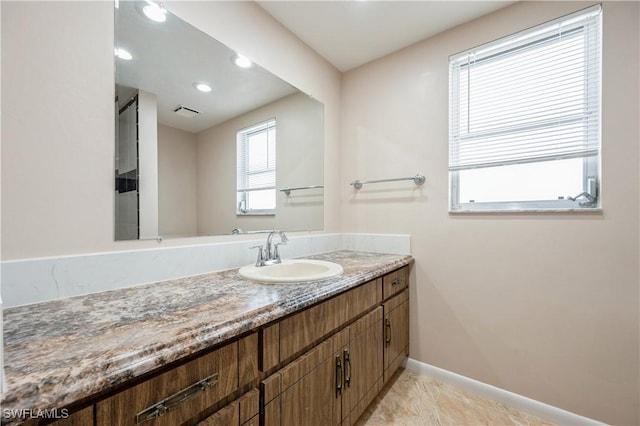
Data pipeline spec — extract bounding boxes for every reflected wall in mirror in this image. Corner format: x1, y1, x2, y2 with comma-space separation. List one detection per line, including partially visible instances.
114, 1, 324, 240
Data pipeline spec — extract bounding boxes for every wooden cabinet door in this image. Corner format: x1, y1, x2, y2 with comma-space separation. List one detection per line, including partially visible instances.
342, 307, 383, 425
263, 339, 341, 426
279, 342, 339, 426
383, 289, 409, 382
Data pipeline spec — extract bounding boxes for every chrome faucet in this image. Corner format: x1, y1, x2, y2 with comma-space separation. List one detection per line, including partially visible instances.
265, 230, 288, 264
250, 230, 288, 267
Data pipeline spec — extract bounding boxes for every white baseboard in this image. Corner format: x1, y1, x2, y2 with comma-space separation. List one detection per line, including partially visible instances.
404, 358, 606, 426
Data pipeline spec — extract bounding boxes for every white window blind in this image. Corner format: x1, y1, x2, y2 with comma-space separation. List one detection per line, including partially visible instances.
237, 119, 276, 214
449, 5, 601, 173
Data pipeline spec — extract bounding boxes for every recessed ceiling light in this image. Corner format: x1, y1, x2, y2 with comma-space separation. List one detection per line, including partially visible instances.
114, 48, 132, 60
233, 54, 252, 69
142, 1, 167, 23
193, 82, 212, 93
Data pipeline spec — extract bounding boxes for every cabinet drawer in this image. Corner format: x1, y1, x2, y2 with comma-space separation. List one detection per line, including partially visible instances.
278, 279, 380, 363
382, 266, 409, 300
196, 388, 259, 426
96, 342, 238, 426
345, 278, 382, 323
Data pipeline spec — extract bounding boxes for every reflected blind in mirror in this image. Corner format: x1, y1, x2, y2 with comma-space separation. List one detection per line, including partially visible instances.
237, 119, 277, 213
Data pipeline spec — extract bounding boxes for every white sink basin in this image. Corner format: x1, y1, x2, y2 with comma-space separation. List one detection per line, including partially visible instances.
239, 259, 343, 283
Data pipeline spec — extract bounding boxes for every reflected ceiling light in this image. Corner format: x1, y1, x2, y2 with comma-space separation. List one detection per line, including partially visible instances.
142, 1, 167, 23
193, 82, 212, 93
114, 48, 132, 60
233, 54, 253, 69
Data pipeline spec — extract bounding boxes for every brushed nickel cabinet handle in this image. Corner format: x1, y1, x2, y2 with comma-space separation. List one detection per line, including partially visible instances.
385, 318, 392, 347
135, 372, 219, 423
343, 349, 352, 388
335, 355, 343, 398
391, 277, 403, 287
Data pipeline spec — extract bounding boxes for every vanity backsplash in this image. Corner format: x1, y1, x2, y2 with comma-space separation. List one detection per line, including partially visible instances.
0, 233, 410, 308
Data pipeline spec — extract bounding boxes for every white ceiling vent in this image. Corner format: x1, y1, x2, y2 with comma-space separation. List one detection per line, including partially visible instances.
173, 105, 200, 118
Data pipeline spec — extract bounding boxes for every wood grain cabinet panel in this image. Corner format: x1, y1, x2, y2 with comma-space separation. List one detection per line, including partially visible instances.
196, 388, 259, 426
261, 266, 411, 426
237, 389, 260, 424
382, 266, 409, 301
278, 278, 381, 364
50, 406, 94, 426
197, 401, 239, 426
262, 340, 339, 426
96, 342, 238, 426
239, 333, 259, 388
260, 323, 280, 373
279, 296, 345, 363
343, 307, 383, 424
345, 279, 382, 323
262, 308, 385, 426
383, 289, 409, 383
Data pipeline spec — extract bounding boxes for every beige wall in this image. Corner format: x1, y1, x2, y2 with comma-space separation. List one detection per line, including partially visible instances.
340, 2, 639, 424
2, 0, 639, 423
196, 92, 323, 235
0, 1, 341, 259
1, 1, 114, 259
158, 124, 198, 238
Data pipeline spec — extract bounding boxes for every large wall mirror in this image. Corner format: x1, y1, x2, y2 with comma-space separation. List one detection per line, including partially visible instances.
114, 1, 324, 240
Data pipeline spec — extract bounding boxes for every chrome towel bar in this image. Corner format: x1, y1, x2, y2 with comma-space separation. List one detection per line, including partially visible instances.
350, 173, 425, 190
279, 185, 324, 195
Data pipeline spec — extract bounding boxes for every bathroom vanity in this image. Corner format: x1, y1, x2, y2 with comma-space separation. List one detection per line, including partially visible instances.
1, 251, 412, 426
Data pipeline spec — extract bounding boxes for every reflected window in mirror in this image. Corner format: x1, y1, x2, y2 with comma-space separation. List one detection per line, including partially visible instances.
237, 119, 277, 215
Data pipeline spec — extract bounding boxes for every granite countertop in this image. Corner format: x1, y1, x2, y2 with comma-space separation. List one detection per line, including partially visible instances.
1, 250, 413, 421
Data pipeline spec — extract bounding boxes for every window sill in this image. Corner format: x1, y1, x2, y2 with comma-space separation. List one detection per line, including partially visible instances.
449, 208, 603, 214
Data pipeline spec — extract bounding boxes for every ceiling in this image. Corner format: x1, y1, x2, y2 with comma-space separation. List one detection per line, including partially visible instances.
115, 1, 516, 133
257, 1, 516, 72
115, 1, 297, 133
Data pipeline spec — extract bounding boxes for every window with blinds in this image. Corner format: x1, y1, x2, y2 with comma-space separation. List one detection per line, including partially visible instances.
449, 5, 601, 212
237, 119, 276, 214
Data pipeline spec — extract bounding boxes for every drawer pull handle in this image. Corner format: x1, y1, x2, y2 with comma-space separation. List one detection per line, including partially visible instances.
391, 277, 404, 287
135, 372, 219, 423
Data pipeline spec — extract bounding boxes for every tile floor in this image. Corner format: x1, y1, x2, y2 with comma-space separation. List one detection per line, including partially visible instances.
357, 368, 555, 426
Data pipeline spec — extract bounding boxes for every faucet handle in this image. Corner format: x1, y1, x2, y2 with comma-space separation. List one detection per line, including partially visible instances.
250, 245, 265, 267
273, 241, 287, 263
